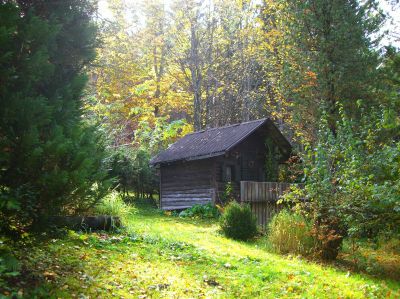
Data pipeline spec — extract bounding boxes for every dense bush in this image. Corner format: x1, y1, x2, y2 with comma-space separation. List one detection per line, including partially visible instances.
178, 203, 220, 219
283, 104, 400, 260
220, 202, 258, 241
378, 238, 400, 255
267, 210, 316, 256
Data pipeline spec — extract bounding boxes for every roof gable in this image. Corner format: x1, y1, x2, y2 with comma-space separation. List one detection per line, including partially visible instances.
150, 118, 291, 165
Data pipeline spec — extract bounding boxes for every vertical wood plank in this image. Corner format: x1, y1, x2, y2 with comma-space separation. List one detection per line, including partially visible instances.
159, 166, 163, 209
240, 181, 244, 202
240, 181, 304, 229
245, 182, 248, 202
250, 182, 253, 202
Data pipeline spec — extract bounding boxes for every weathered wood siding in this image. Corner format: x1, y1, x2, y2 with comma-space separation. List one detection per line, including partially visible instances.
160, 160, 214, 210
247, 202, 281, 228
158, 125, 288, 210
214, 129, 268, 202
240, 181, 293, 202
240, 181, 303, 228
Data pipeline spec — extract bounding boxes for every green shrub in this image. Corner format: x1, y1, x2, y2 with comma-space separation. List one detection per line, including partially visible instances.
178, 203, 220, 219
267, 210, 316, 256
220, 202, 258, 241
94, 191, 135, 222
0, 240, 20, 286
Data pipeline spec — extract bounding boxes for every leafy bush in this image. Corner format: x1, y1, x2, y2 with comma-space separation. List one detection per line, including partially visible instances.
267, 210, 316, 256
220, 202, 258, 241
283, 105, 400, 260
94, 191, 135, 222
178, 203, 220, 219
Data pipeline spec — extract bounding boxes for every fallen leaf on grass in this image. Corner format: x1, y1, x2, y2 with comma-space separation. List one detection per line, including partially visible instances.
203, 275, 220, 287
43, 271, 58, 280
148, 283, 170, 291
80, 253, 88, 260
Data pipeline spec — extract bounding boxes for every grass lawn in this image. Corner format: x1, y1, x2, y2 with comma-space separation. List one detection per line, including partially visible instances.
7, 204, 400, 298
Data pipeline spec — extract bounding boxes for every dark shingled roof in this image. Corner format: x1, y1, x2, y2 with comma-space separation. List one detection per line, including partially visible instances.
150, 118, 291, 165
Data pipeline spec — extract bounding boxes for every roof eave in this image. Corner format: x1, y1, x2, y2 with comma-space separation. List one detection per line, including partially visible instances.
149, 117, 293, 166
225, 118, 268, 152
150, 150, 226, 166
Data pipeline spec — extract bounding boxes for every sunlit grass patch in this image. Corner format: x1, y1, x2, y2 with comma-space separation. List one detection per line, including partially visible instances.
8, 204, 400, 298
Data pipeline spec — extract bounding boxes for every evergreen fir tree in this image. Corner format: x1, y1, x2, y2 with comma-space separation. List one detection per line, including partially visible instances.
0, 0, 109, 231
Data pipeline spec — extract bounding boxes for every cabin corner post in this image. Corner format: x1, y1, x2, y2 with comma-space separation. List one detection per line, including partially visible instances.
211, 159, 217, 205
159, 165, 162, 209
240, 181, 245, 203
211, 188, 216, 204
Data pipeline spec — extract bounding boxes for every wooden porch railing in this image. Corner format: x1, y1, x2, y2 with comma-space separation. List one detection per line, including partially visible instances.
240, 181, 302, 228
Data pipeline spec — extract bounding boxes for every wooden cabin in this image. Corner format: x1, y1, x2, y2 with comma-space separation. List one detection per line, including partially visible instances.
150, 118, 292, 210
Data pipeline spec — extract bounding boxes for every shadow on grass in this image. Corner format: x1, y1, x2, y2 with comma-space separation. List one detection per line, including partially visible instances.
130, 202, 400, 281
9, 202, 399, 298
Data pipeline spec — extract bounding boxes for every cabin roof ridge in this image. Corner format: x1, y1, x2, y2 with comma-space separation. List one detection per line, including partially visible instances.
185, 118, 268, 136
150, 117, 290, 165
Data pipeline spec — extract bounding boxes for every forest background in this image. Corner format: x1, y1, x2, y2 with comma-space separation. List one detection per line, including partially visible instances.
0, 0, 399, 258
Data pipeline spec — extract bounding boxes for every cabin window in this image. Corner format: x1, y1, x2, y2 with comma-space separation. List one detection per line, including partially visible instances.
225, 165, 235, 182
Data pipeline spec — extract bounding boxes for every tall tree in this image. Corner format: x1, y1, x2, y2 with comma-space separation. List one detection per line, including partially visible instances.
90, 0, 192, 148
261, 0, 384, 140
170, 0, 205, 130
171, 0, 269, 129
0, 0, 108, 230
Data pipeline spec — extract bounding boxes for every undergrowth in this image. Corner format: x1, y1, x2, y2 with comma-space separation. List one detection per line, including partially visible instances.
94, 191, 135, 222
178, 203, 220, 219
267, 210, 316, 256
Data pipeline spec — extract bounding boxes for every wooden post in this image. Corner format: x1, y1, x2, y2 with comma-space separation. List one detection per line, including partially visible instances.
240, 181, 245, 202
159, 166, 162, 209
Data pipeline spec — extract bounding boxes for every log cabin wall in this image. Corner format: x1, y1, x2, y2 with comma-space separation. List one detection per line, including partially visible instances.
214, 129, 269, 203
160, 159, 215, 210
154, 119, 291, 210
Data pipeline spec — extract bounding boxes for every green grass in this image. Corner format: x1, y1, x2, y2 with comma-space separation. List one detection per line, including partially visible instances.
93, 191, 136, 221
8, 204, 400, 298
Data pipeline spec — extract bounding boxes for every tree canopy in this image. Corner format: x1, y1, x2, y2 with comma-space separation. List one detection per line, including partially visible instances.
0, 0, 399, 255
